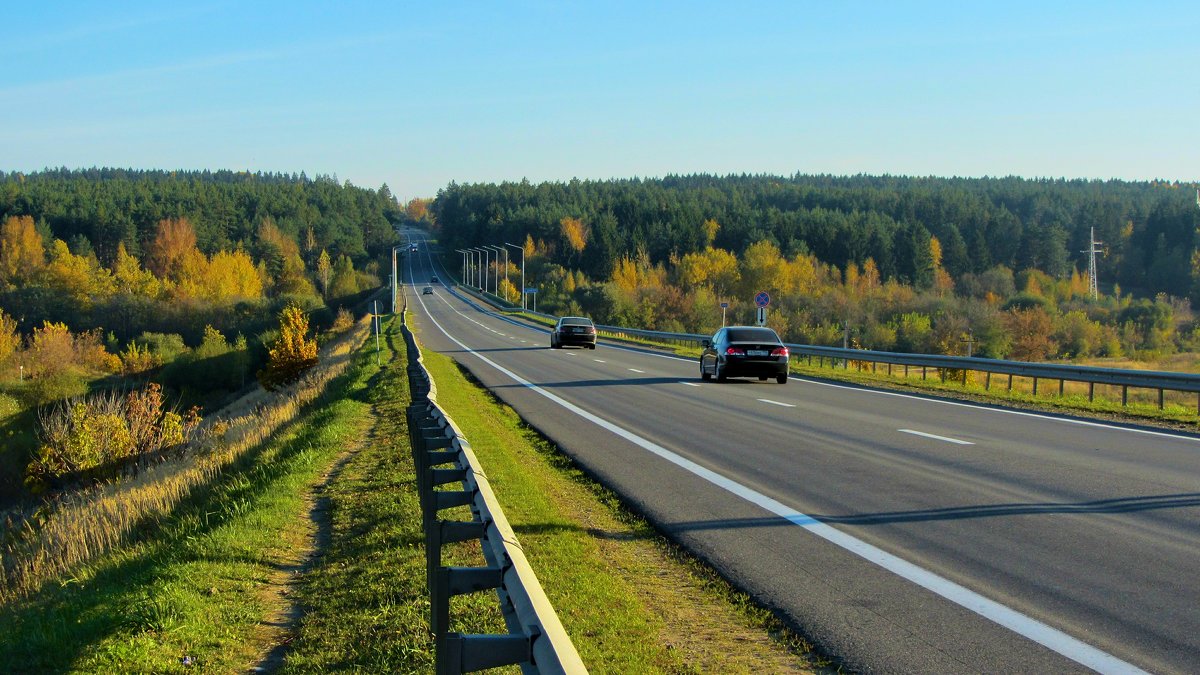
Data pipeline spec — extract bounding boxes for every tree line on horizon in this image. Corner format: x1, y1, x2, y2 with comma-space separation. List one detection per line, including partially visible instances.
430, 174, 1200, 362
0, 168, 401, 413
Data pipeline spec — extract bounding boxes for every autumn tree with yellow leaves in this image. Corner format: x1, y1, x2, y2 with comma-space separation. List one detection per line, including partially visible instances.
257, 304, 319, 391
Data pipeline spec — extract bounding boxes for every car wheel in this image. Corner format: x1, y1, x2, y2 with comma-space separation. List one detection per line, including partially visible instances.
777, 372, 788, 384
588, 343, 596, 350
715, 362, 727, 382
701, 360, 711, 381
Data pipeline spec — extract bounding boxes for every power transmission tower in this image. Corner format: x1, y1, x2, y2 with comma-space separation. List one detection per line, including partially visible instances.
1081, 227, 1103, 300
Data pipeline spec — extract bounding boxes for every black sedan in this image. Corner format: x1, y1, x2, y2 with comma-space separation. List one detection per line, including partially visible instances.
550, 316, 597, 349
700, 326, 789, 383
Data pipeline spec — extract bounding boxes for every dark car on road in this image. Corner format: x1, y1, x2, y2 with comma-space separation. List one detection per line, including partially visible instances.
700, 326, 789, 383
551, 316, 597, 349
430, 275, 438, 283
422, 286, 433, 295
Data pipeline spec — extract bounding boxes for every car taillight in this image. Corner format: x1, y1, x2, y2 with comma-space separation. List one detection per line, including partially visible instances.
770, 347, 788, 357
726, 347, 745, 356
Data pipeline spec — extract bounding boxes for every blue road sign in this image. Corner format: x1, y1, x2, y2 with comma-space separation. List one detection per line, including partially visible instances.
754, 291, 770, 308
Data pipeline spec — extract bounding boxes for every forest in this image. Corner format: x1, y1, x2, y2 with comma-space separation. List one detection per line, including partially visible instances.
0, 167, 397, 343
0, 168, 399, 500
431, 174, 1200, 362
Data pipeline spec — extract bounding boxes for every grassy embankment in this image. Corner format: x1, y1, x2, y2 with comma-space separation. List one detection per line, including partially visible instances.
0, 316, 379, 671
0, 312, 826, 673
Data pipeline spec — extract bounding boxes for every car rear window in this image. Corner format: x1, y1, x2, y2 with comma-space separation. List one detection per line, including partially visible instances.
561, 317, 593, 326
727, 328, 779, 342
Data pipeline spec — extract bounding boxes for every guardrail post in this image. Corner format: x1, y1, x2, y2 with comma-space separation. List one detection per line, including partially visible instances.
1159, 388, 1165, 410
1122, 385, 1128, 406
1089, 382, 1095, 401
1033, 377, 1039, 395
438, 633, 532, 675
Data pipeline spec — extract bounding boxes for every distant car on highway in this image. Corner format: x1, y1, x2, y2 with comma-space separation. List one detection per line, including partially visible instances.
550, 316, 597, 349
409, 244, 418, 252
422, 286, 433, 295
700, 326, 789, 383
430, 275, 439, 283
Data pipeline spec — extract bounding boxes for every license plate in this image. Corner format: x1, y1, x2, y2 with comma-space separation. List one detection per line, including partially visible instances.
747, 349, 769, 356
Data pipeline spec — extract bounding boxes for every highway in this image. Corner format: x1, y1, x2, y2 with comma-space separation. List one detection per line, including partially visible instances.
401, 235, 1200, 674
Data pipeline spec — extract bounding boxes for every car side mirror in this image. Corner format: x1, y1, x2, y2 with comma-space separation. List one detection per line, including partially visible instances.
701, 339, 711, 348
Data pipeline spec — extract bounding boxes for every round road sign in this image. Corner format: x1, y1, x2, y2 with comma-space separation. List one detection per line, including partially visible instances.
754, 291, 770, 308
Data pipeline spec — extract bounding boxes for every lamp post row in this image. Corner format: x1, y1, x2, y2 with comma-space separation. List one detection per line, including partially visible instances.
454, 242, 527, 311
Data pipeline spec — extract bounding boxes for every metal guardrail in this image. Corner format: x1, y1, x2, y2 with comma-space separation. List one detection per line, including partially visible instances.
402, 317, 587, 674
446, 287, 1200, 411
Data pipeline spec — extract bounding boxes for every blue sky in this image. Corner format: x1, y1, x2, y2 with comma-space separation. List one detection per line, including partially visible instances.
2, 1, 1197, 200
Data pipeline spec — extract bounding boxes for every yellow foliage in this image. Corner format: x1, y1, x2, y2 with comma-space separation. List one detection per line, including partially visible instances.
113, 242, 162, 297
42, 239, 115, 306
147, 218, 198, 278
703, 219, 720, 247
560, 216, 588, 255
258, 217, 301, 260
28, 322, 74, 379
208, 249, 264, 301
258, 304, 319, 391
0, 308, 18, 364
740, 240, 787, 297
0, 215, 46, 284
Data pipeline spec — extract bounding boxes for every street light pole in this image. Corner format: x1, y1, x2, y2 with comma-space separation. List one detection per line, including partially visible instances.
467, 248, 480, 289
505, 242, 525, 311
455, 249, 468, 288
485, 245, 506, 301
472, 247, 490, 294
391, 245, 399, 313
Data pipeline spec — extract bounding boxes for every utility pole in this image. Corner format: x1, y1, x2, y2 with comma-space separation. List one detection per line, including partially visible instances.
1081, 227, 1103, 300
960, 328, 976, 358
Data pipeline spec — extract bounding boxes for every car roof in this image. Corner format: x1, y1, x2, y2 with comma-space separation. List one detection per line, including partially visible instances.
723, 326, 781, 341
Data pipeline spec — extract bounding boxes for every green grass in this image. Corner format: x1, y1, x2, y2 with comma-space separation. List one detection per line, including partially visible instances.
276, 317, 508, 673
0, 312, 823, 673
419, 344, 821, 674
0, 328, 382, 672
787, 356, 1200, 427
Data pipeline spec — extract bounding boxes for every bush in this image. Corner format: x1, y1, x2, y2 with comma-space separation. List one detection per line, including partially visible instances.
25, 383, 201, 491
257, 305, 319, 391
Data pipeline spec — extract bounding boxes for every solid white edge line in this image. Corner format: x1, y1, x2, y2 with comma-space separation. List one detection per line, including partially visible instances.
415, 300, 1146, 675
899, 429, 975, 445
628, 368, 645, 373
680, 381, 701, 387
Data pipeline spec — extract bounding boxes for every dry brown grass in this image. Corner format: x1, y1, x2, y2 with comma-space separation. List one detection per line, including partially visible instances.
0, 315, 372, 604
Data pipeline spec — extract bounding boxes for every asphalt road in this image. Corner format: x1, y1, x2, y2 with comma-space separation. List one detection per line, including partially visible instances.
402, 235, 1200, 674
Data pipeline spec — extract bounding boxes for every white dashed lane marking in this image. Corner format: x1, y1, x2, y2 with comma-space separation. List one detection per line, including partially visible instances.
899, 429, 974, 445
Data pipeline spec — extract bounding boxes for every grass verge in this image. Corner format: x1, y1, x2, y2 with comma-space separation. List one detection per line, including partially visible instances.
0, 323, 379, 672
275, 316, 508, 673
418, 344, 825, 673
